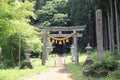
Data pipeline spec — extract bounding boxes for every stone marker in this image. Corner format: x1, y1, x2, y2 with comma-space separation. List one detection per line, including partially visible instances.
96, 9, 103, 60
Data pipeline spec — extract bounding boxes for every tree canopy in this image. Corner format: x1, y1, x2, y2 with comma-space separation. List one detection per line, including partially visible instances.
36, 0, 68, 26
0, 0, 42, 67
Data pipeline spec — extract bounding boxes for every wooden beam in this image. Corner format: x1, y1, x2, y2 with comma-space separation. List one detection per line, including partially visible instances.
36, 25, 86, 31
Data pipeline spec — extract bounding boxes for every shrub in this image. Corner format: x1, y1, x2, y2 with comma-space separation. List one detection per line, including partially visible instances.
83, 59, 119, 77
88, 62, 108, 77
102, 59, 118, 71
110, 70, 120, 79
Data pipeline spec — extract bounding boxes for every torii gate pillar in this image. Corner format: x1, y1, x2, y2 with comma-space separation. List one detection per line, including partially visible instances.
42, 30, 47, 65
74, 30, 79, 64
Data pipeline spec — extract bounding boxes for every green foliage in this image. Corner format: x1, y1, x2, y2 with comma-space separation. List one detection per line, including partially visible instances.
51, 13, 68, 26
36, 0, 68, 26
83, 52, 119, 77
66, 0, 91, 25
101, 59, 118, 71
67, 54, 120, 80
0, 0, 42, 67
110, 70, 120, 79
85, 61, 115, 77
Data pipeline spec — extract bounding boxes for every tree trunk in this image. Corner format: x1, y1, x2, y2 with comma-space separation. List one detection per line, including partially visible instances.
110, 0, 115, 53
115, 0, 120, 58
107, 9, 112, 53
104, 17, 109, 50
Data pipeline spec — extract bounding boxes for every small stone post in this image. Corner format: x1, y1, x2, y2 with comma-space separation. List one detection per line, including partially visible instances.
96, 9, 103, 60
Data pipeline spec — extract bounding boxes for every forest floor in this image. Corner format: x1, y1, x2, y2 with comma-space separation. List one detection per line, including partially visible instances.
20, 55, 76, 80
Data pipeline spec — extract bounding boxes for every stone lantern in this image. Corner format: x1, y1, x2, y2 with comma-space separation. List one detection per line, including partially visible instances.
84, 43, 93, 65
20, 47, 33, 69
83, 43, 93, 76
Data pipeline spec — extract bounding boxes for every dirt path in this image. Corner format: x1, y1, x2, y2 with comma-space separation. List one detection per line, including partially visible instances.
22, 66, 74, 80
21, 55, 76, 80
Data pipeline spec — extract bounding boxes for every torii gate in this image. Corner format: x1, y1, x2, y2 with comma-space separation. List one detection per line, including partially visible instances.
37, 25, 86, 65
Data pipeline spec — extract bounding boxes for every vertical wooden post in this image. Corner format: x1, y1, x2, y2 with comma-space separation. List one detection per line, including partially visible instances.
74, 30, 79, 64
96, 9, 103, 60
42, 30, 47, 65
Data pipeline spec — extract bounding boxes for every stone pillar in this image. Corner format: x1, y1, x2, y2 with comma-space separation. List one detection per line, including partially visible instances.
42, 30, 47, 65
74, 30, 79, 64
96, 9, 103, 60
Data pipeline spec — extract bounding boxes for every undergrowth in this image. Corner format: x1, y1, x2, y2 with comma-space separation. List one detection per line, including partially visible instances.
0, 56, 55, 80
67, 52, 120, 80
